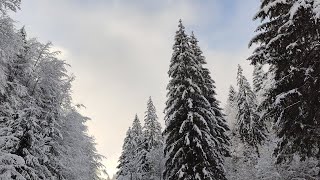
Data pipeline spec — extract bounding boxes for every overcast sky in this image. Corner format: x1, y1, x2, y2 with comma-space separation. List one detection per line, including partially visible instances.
12, 0, 260, 176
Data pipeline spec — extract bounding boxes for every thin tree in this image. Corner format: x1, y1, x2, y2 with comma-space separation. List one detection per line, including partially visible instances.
236, 65, 265, 155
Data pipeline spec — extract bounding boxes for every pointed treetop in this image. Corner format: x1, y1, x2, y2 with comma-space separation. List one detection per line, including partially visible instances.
189, 31, 199, 44
20, 26, 26, 36
178, 19, 185, 30
146, 97, 157, 115
228, 85, 237, 105
145, 96, 159, 124
131, 114, 142, 139
237, 65, 243, 75
19, 25, 27, 45
229, 85, 235, 91
126, 126, 131, 135
133, 114, 140, 124
237, 65, 244, 85
228, 85, 236, 96
190, 31, 195, 38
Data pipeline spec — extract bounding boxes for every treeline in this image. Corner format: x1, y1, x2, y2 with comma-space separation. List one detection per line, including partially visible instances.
118, 21, 230, 180
225, 64, 318, 179
0, 1, 104, 180
226, 0, 319, 179
117, 0, 320, 179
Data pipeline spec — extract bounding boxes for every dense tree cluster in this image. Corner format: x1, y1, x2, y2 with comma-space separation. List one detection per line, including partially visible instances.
117, 97, 164, 180
7, 0, 319, 179
249, 0, 320, 165
0, 2, 104, 180
225, 64, 318, 179
223, 0, 320, 179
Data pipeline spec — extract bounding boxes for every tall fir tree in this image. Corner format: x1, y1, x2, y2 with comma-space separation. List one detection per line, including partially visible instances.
248, 0, 320, 165
163, 20, 228, 180
236, 65, 265, 155
189, 32, 230, 158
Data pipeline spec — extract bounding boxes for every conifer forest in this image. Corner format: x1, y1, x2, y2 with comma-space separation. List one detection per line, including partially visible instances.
0, 0, 320, 180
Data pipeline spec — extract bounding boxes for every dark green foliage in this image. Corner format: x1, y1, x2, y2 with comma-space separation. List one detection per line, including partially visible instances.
249, 0, 320, 164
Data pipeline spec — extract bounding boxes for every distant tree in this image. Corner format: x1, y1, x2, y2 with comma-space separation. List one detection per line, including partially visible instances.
236, 65, 265, 156
143, 97, 163, 151
137, 97, 163, 180
224, 66, 265, 180
117, 115, 143, 180
117, 127, 133, 180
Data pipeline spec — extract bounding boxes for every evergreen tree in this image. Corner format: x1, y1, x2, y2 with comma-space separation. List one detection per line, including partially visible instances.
228, 86, 237, 106
137, 97, 163, 180
163, 20, 228, 180
143, 97, 162, 150
0, 15, 32, 179
189, 32, 230, 158
248, 0, 320, 165
117, 115, 143, 180
236, 65, 265, 155
224, 66, 266, 179
117, 127, 134, 180
0, 2, 104, 179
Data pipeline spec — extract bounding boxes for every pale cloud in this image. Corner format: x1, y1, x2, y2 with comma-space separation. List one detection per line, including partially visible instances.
12, 0, 259, 176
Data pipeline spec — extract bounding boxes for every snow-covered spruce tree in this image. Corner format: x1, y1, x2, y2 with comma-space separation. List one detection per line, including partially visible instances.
236, 65, 265, 155
189, 32, 230, 158
137, 97, 163, 180
117, 127, 133, 180
227, 86, 237, 107
0, 25, 62, 179
117, 115, 143, 180
224, 66, 266, 180
163, 20, 228, 180
0, 15, 34, 179
248, 0, 320, 167
143, 97, 163, 153
0, 3, 104, 178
